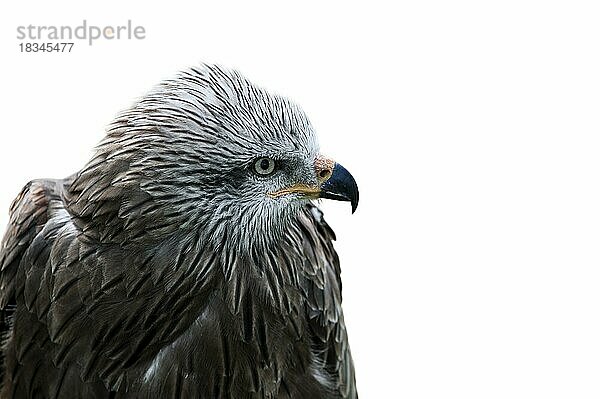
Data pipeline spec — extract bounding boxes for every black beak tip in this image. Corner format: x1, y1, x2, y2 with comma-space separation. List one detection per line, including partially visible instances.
351, 196, 358, 214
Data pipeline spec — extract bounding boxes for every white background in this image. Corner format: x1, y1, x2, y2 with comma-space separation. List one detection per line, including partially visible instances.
1, 1, 599, 398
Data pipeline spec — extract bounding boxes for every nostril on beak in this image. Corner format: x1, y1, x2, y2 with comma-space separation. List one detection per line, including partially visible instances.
315, 155, 335, 183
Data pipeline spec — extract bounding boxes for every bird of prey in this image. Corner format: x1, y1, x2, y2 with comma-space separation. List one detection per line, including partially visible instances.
0, 64, 359, 398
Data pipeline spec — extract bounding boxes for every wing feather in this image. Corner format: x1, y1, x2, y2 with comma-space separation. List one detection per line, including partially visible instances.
0, 178, 216, 396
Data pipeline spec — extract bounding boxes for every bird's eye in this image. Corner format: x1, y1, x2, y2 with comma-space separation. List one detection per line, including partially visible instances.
253, 157, 277, 176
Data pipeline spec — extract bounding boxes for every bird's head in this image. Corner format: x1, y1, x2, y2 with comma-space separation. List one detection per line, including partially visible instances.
84, 64, 358, 250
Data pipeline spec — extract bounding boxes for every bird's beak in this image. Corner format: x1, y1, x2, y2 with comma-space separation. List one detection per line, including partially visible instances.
316, 156, 360, 214
268, 155, 359, 213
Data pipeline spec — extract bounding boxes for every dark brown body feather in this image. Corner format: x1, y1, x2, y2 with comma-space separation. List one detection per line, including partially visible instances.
0, 177, 356, 398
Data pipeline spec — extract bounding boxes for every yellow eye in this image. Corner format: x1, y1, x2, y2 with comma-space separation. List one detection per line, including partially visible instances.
253, 157, 276, 176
